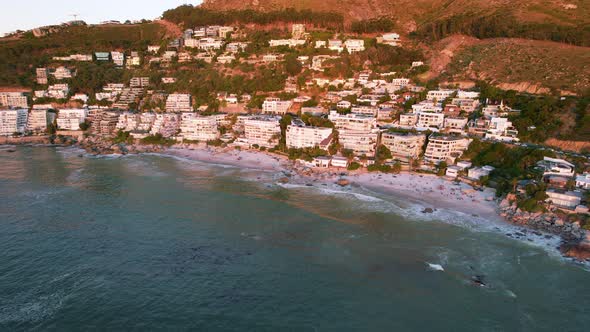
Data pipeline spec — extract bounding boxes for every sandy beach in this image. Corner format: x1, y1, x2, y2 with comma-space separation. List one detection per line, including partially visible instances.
161, 145, 502, 223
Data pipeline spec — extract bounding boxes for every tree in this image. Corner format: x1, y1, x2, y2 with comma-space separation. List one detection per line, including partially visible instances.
376, 145, 392, 162
285, 54, 302, 76
437, 161, 448, 176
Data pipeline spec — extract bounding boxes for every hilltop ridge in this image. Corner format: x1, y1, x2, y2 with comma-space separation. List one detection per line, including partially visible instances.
201, 0, 590, 28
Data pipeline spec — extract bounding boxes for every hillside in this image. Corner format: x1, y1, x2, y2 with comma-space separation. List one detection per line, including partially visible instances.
0, 23, 166, 87
202, 0, 590, 33
426, 36, 590, 95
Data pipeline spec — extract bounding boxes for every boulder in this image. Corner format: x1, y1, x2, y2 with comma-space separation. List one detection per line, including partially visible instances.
336, 179, 350, 187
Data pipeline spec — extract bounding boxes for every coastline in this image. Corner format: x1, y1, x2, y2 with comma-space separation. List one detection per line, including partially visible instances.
3, 138, 590, 264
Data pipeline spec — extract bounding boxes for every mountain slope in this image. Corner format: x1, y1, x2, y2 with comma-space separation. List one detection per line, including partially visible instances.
202, 0, 590, 27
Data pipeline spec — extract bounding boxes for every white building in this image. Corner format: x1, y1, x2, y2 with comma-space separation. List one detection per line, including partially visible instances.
286, 125, 333, 149
446, 165, 462, 178
180, 114, 219, 141
537, 157, 575, 178
344, 39, 365, 53
262, 98, 292, 115
338, 131, 378, 157
328, 40, 344, 53
575, 173, 590, 190
546, 189, 583, 209
269, 39, 306, 48
27, 109, 55, 133
426, 89, 456, 101
244, 116, 281, 148
443, 117, 468, 134
398, 113, 418, 127
111, 51, 125, 67
0, 92, 29, 108
0, 109, 28, 135
292, 24, 306, 39
468, 166, 495, 180
53, 66, 73, 80
166, 94, 192, 113
328, 111, 376, 132
56, 108, 87, 130
485, 117, 519, 142
417, 112, 445, 130
378, 33, 401, 46
381, 132, 426, 160
36, 68, 49, 84
424, 136, 472, 164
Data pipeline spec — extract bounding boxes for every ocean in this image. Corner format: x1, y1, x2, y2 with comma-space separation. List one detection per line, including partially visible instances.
1, 146, 589, 331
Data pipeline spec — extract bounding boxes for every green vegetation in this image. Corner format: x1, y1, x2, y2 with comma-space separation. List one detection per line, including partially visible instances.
163, 6, 344, 30
415, 12, 590, 46
347, 162, 361, 171
112, 130, 133, 144
463, 139, 554, 197
350, 17, 395, 34
140, 133, 176, 146
300, 114, 333, 128
476, 82, 588, 142
287, 147, 328, 161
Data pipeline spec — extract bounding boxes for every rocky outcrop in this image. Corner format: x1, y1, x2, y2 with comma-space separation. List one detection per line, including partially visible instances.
78, 136, 164, 156
499, 198, 586, 241
499, 197, 590, 261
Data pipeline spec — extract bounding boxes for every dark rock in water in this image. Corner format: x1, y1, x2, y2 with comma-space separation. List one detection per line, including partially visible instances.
305, 183, 313, 187
515, 232, 525, 237
472, 214, 479, 217
336, 179, 350, 187
78, 154, 84, 158
422, 208, 434, 214
6, 149, 16, 153
544, 235, 553, 239
471, 275, 486, 287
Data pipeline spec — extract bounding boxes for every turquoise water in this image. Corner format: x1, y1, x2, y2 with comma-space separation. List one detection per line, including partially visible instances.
0, 146, 589, 331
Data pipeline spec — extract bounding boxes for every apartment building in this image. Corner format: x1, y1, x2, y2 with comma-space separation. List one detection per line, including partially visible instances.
0, 92, 29, 108
244, 116, 281, 148
0, 109, 28, 135
150, 113, 180, 138
443, 117, 468, 134
27, 109, 55, 133
417, 112, 445, 129
451, 98, 480, 113
36, 68, 49, 84
426, 89, 456, 101
328, 111, 376, 132
130, 77, 150, 88
381, 132, 426, 160
286, 124, 333, 149
179, 115, 219, 141
424, 136, 472, 164
56, 108, 87, 130
166, 94, 192, 113
339, 131, 378, 157
262, 98, 292, 115
398, 113, 418, 127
